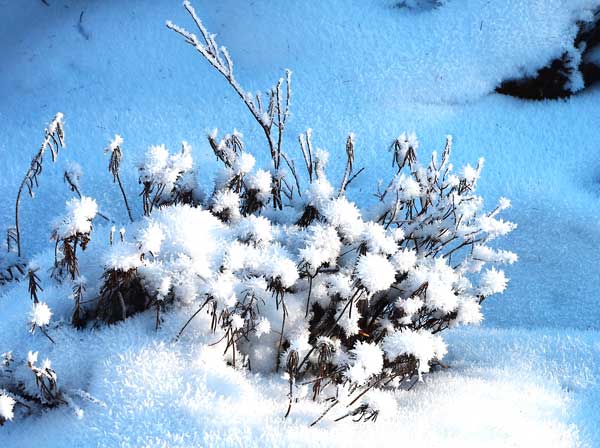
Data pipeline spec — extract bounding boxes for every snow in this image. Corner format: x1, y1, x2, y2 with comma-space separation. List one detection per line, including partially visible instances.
138, 222, 165, 255
0, 307, 593, 447
2, 0, 600, 446
246, 169, 273, 202
322, 197, 364, 242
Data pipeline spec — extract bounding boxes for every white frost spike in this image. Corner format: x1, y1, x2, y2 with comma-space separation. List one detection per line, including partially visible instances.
356, 253, 396, 293
0, 393, 15, 422
237, 215, 273, 245
27, 351, 38, 366
139, 222, 165, 255
394, 173, 421, 200
462, 164, 479, 183
255, 318, 271, 337
497, 197, 511, 211
157, 277, 172, 300
327, 273, 353, 299
337, 300, 360, 337
53, 196, 98, 239
30, 302, 52, 328
268, 258, 299, 289
247, 169, 272, 199
233, 152, 255, 174
455, 298, 483, 325
479, 268, 508, 296
139, 143, 194, 198
47, 112, 64, 137
105, 134, 123, 153
361, 222, 397, 255
299, 224, 342, 272
212, 190, 241, 222
322, 196, 364, 242
392, 249, 417, 272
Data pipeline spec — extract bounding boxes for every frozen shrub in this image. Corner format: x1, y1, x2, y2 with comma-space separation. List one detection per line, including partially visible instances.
4, 1, 517, 425
83, 1, 517, 423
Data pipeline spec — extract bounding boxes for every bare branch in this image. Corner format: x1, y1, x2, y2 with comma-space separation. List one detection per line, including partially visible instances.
15, 113, 65, 257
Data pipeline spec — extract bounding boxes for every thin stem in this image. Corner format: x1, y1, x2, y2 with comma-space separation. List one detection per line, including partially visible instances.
39, 326, 55, 344
115, 172, 133, 222
175, 298, 211, 341
310, 399, 339, 427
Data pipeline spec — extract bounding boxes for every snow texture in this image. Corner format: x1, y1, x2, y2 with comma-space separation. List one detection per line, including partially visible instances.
1, 0, 600, 446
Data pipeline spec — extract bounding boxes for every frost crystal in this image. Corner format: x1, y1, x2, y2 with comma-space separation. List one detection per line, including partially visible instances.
0, 393, 15, 422
356, 253, 396, 293
139, 222, 165, 255
30, 302, 52, 328
106, 134, 123, 153
392, 249, 417, 272
345, 342, 384, 385
479, 267, 508, 296
52, 196, 98, 239
233, 152, 256, 174
27, 351, 38, 366
255, 318, 271, 337
299, 224, 341, 272
323, 197, 364, 242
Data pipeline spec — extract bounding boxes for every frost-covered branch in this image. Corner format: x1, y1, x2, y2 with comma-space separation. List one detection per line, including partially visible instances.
167, 2, 292, 208
15, 113, 65, 257
105, 135, 133, 222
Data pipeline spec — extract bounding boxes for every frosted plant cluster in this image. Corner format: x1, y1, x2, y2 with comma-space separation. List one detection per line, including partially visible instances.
0, 1, 516, 426
93, 126, 514, 421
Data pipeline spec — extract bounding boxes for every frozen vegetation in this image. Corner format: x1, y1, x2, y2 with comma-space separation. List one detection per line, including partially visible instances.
1, 0, 600, 446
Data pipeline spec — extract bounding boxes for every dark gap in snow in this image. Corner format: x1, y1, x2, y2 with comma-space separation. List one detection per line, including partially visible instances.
77, 10, 91, 41
496, 9, 600, 100
393, 0, 446, 12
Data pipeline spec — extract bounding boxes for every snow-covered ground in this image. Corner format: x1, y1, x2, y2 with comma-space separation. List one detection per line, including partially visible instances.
1, 0, 600, 446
